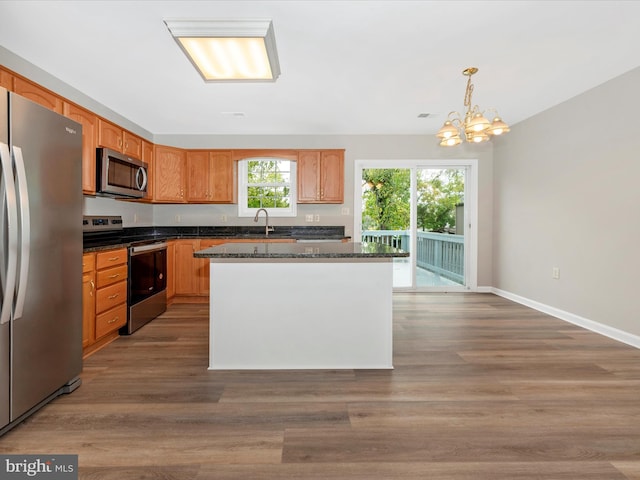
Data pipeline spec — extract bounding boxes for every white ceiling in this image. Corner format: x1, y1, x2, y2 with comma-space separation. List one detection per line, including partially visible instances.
2, 0, 640, 136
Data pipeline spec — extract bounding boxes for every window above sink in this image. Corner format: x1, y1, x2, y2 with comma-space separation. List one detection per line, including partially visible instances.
237, 158, 297, 217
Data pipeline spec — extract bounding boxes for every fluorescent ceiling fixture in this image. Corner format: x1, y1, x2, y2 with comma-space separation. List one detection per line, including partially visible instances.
164, 19, 281, 82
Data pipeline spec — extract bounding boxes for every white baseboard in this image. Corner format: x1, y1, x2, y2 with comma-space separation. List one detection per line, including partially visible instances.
491, 288, 640, 350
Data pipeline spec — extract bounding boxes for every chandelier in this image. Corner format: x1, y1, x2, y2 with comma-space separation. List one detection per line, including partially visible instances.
436, 67, 510, 146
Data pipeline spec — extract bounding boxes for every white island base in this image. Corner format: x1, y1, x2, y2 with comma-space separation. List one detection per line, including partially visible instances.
208, 258, 393, 370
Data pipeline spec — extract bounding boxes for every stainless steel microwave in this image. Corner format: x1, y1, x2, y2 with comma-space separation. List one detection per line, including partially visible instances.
96, 148, 148, 198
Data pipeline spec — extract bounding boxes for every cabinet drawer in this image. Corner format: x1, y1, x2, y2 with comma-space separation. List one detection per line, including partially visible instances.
96, 248, 127, 269
82, 253, 95, 273
96, 264, 128, 288
96, 281, 127, 314
95, 303, 127, 339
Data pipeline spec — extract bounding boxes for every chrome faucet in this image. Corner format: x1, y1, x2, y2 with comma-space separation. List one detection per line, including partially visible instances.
254, 208, 274, 236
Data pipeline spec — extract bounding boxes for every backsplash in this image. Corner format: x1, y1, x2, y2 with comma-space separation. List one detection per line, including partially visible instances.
83, 195, 353, 236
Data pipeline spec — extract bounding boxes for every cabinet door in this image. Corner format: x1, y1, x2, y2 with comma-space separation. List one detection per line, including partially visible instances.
13, 77, 63, 113
95, 304, 127, 339
154, 145, 186, 202
166, 240, 176, 300
297, 151, 321, 203
210, 150, 235, 203
186, 151, 211, 202
0, 67, 13, 90
123, 131, 142, 159
98, 119, 123, 151
174, 240, 200, 295
320, 150, 344, 203
63, 102, 97, 195
82, 254, 96, 349
141, 140, 154, 202
198, 239, 226, 294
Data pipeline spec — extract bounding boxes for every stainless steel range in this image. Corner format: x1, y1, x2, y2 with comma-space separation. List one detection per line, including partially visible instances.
126, 240, 167, 334
83, 216, 167, 334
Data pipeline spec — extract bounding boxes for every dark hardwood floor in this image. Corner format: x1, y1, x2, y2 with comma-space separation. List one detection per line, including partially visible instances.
2, 293, 640, 479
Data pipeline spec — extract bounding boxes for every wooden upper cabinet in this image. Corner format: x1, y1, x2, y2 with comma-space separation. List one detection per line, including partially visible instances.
63, 102, 97, 195
123, 131, 142, 158
0, 67, 13, 90
154, 145, 186, 202
13, 77, 63, 113
186, 150, 211, 202
186, 150, 236, 203
318, 150, 344, 203
297, 151, 321, 203
297, 150, 344, 203
141, 140, 154, 202
210, 150, 235, 203
98, 119, 143, 160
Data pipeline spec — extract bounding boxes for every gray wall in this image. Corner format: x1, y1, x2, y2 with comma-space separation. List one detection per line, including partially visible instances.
493, 67, 640, 337
1, 45, 494, 289
153, 134, 495, 287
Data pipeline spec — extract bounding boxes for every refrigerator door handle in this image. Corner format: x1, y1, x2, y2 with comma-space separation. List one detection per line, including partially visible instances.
0, 142, 18, 325
12, 146, 30, 321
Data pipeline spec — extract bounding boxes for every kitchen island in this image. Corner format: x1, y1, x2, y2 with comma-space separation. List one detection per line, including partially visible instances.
194, 242, 408, 370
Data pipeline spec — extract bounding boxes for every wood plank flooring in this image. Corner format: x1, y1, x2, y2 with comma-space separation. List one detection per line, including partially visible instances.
2, 293, 640, 479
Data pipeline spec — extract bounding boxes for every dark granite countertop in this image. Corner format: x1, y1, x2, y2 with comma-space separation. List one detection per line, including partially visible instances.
83, 225, 349, 252
194, 241, 408, 259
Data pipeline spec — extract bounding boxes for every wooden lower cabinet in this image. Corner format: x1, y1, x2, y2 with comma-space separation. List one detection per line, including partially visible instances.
166, 240, 176, 303
83, 247, 128, 357
172, 238, 295, 304
173, 239, 225, 302
82, 253, 96, 349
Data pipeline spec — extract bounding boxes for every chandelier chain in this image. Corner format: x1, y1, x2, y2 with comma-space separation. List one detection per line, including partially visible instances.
464, 76, 474, 111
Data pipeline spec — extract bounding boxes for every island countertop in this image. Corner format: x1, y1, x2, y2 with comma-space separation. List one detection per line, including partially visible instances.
194, 241, 408, 259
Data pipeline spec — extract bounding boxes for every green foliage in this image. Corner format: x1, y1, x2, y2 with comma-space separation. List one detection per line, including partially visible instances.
362, 169, 410, 230
246, 160, 292, 209
416, 169, 464, 232
362, 168, 464, 233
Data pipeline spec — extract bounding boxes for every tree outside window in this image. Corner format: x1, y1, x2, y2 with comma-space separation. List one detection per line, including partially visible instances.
238, 158, 297, 217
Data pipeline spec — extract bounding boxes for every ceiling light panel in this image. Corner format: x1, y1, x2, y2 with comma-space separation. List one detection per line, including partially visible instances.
164, 19, 281, 82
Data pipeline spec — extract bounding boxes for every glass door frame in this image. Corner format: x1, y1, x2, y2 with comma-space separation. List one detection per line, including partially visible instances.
354, 158, 478, 292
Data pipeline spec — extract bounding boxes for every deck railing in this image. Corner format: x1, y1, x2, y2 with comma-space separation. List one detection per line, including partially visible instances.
362, 230, 464, 284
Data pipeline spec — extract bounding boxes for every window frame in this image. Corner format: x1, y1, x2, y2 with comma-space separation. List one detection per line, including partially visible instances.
237, 157, 297, 217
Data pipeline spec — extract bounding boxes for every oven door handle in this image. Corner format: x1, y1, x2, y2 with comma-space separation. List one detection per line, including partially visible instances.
130, 242, 168, 255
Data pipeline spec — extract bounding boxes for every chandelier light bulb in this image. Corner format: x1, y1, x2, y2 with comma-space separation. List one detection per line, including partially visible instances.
436, 67, 509, 146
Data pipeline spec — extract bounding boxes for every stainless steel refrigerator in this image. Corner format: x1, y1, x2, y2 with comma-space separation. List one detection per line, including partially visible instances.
0, 87, 83, 435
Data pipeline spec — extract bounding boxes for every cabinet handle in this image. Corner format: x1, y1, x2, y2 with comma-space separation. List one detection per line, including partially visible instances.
107, 274, 120, 279
118, 138, 123, 148
107, 293, 119, 299
108, 256, 120, 262
90, 280, 95, 295
107, 316, 119, 324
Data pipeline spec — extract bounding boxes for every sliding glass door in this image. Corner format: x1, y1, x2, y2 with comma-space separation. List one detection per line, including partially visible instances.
355, 160, 476, 291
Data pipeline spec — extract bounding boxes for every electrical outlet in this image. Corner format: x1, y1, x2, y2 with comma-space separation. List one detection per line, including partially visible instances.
305, 214, 314, 222
314, 214, 320, 222
341, 207, 350, 215
221, 214, 228, 222
133, 213, 138, 223
175, 214, 181, 223
552, 267, 560, 279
